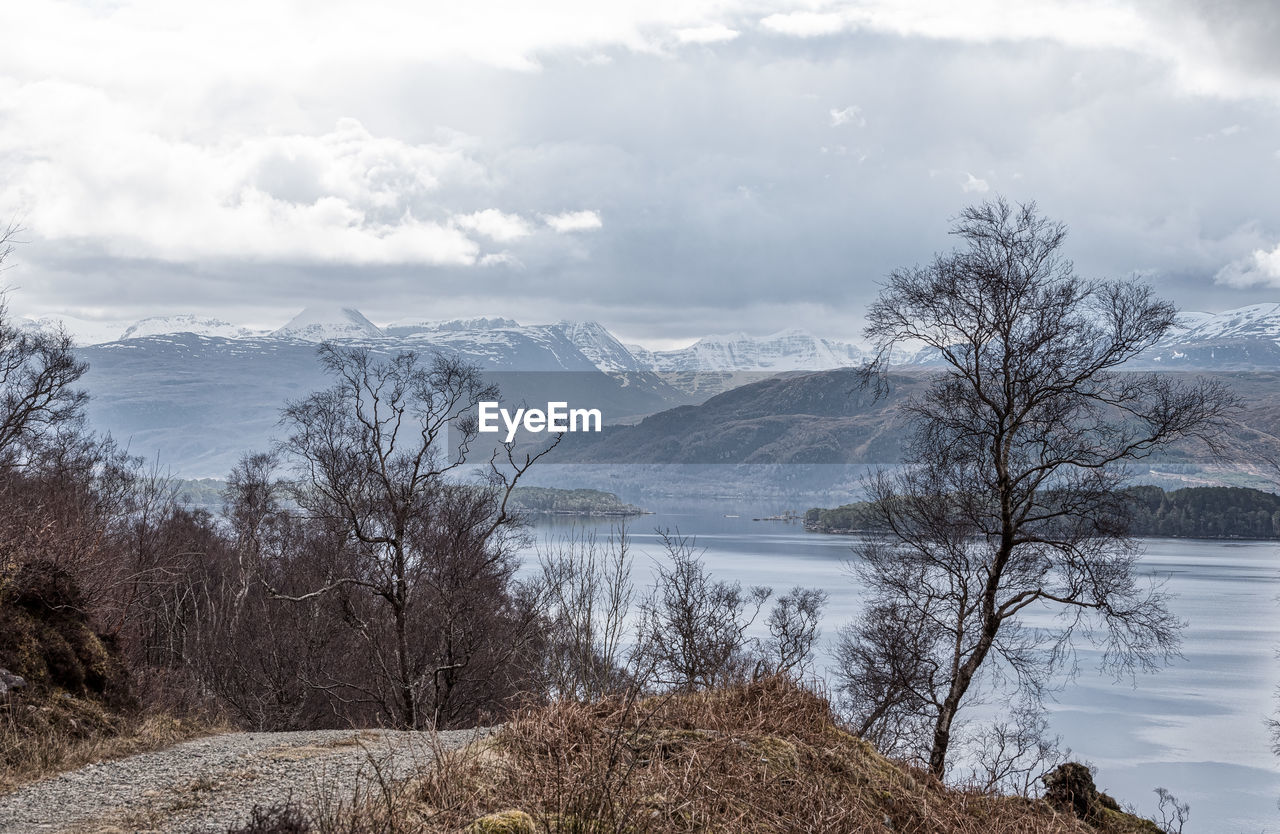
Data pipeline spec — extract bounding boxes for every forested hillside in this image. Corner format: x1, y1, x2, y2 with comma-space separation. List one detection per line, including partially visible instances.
806, 485, 1280, 540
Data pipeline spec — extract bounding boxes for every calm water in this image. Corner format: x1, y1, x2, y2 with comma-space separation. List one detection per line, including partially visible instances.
520, 501, 1280, 834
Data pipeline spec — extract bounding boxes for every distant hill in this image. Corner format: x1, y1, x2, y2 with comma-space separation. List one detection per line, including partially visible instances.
546, 367, 1280, 470
547, 368, 925, 465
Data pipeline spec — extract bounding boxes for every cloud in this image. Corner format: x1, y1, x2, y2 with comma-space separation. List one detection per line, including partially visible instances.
0, 107, 493, 266
3, 0, 1280, 336
0, 0, 751, 80
760, 11, 848, 37
1215, 243, 1280, 287
479, 252, 523, 267
675, 24, 739, 44
454, 209, 533, 241
829, 105, 865, 127
758, 0, 1280, 102
543, 210, 604, 233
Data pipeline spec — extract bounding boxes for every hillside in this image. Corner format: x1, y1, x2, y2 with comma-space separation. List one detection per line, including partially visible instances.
304, 677, 1165, 834
547, 368, 1280, 474
547, 368, 924, 464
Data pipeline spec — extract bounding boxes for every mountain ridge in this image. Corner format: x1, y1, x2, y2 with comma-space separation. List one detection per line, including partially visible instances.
42, 301, 1280, 376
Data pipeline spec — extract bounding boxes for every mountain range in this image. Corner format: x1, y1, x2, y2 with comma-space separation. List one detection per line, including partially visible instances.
28, 303, 1280, 478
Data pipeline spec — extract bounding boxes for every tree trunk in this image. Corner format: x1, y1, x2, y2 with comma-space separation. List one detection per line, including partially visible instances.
394, 601, 416, 729
929, 622, 999, 779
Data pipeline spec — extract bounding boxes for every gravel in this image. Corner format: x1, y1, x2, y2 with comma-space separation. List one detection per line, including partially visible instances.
0, 727, 492, 833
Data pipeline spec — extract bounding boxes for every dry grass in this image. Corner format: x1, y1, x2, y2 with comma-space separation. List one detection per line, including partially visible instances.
308, 677, 1159, 834
0, 691, 221, 794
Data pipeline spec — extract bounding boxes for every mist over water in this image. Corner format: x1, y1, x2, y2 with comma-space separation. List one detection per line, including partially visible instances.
520, 501, 1280, 834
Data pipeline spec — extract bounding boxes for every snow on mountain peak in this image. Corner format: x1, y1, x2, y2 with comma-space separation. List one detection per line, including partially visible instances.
1164, 303, 1280, 344
120, 314, 254, 341
644, 329, 867, 373
272, 307, 385, 341
383, 316, 520, 336
545, 320, 645, 373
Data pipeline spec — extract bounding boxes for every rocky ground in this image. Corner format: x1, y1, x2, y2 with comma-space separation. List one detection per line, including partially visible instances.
0, 726, 492, 833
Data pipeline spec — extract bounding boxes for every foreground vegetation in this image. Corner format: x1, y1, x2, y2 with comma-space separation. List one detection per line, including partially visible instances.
232, 678, 1165, 833
0, 557, 217, 793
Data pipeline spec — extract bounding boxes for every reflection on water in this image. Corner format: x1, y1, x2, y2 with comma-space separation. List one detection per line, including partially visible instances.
519, 500, 1280, 834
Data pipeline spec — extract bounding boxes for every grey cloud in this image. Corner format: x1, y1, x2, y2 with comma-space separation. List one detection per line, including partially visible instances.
8, 22, 1280, 341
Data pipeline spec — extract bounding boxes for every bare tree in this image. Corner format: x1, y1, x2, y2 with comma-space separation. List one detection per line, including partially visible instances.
536, 525, 636, 701
0, 232, 88, 465
968, 699, 1069, 796
838, 198, 1239, 779
759, 586, 827, 679
1152, 786, 1190, 834
269, 345, 555, 729
634, 531, 771, 692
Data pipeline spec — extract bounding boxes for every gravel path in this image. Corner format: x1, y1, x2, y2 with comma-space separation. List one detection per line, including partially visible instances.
0, 727, 492, 833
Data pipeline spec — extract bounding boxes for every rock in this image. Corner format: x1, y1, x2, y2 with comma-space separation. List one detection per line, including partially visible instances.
0, 667, 26, 697
1042, 762, 1162, 833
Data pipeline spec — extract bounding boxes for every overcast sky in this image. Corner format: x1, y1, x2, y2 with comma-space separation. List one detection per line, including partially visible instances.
2, 0, 1279, 347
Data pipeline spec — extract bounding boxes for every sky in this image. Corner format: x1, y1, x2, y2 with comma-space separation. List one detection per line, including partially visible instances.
1, 0, 1279, 348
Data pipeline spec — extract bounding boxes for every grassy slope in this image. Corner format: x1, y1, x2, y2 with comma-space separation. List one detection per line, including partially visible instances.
332, 678, 1163, 834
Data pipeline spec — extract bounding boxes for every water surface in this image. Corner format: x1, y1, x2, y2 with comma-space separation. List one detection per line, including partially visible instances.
520, 501, 1280, 833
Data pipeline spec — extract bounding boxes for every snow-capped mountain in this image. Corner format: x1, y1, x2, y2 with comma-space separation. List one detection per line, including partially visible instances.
51, 302, 1280, 477
544, 320, 647, 374
67, 302, 1280, 375
1138, 304, 1280, 368
384, 316, 520, 337
272, 307, 385, 341
121, 315, 259, 341
629, 329, 869, 374
20, 315, 129, 347
1167, 304, 1280, 342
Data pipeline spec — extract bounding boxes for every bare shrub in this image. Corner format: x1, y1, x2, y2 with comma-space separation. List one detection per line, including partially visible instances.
229, 803, 312, 834
967, 700, 1069, 797
758, 586, 826, 679
406, 677, 1117, 833
1153, 786, 1190, 834
633, 531, 769, 692
535, 525, 636, 702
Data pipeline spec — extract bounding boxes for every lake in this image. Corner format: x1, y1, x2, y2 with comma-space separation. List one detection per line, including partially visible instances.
520, 500, 1280, 834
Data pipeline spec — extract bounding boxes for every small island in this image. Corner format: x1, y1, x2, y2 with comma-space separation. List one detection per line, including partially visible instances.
806, 485, 1280, 540
508, 486, 650, 517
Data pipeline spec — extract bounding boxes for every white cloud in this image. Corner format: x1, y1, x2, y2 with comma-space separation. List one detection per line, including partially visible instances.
757, 0, 1280, 102
1215, 243, 1280, 288
962, 173, 990, 193
543, 210, 604, 233
760, 11, 848, 38
454, 209, 533, 242
479, 252, 523, 267
675, 24, 739, 44
0, 0, 749, 81
0, 100, 486, 265
829, 105, 864, 127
